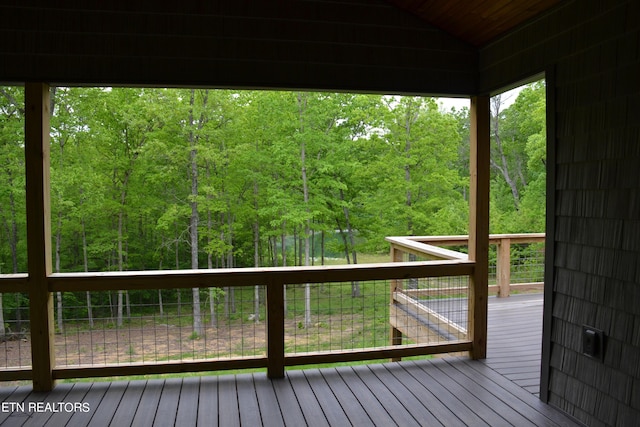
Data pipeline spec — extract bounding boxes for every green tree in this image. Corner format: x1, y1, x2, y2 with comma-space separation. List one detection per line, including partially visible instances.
0, 86, 26, 336
490, 81, 546, 232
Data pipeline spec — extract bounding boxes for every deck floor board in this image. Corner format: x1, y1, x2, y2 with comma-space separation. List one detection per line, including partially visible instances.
196, 377, 218, 427
319, 368, 373, 426
0, 293, 584, 426
131, 380, 163, 427
335, 366, 399, 427
216, 376, 239, 427
352, 364, 424, 427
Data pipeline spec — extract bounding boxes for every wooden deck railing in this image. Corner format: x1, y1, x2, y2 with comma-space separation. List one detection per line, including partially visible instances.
386, 233, 545, 297
0, 259, 475, 386
0, 234, 543, 388
386, 233, 544, 358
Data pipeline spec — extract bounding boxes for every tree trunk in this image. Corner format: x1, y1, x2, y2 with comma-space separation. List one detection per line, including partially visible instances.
175, 223, 181, 317
55, 213, 64, 333
337, 189, 361, 297
297, 93, 312, 328
117, 207, 125, 327
188, 89, 204, 337
281, 224, 288, 316
253, 180, 261, 322
0, 294, 4, 337
491, 95, 522, 210
206, 162, 217, 328
81, 215, 94, 328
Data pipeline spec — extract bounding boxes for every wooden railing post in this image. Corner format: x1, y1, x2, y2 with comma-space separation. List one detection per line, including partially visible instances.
25, 83, 56, 391
389, 245, 404, 361
266, 281, 285, 378
468, 95, 490, 360
496, 238, 511, 297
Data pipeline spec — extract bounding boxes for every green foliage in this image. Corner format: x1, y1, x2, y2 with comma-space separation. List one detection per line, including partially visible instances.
1, 82, 545, 309
490, 81, 546, 232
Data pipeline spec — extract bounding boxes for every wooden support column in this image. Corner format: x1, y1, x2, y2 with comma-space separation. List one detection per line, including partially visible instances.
389, 246, 403, 361
468, 95, 490, 360
25, 83, 55, 391
496, 238, 511, 297
266, 281, 285, 378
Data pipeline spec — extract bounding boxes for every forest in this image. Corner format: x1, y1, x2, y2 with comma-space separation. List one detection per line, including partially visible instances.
0, 82, 546, 338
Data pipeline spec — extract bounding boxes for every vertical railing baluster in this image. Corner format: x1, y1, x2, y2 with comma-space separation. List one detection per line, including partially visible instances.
389, 245, 404, 361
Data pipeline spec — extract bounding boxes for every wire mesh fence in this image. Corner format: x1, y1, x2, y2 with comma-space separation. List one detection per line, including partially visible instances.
53, 287, 266, 367
510, 242, 545, 284
285, 280, 390, 355
0, 275, 473, 370
399, 239, 545, 289
391, 276, 469, 345
0, 292, 31, 369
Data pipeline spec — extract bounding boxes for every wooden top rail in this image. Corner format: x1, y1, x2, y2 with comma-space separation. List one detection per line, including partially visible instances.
0, 274, 28, 292
395, 233, 545, 246
46, 260, 475, 292
385, 237, 469, 261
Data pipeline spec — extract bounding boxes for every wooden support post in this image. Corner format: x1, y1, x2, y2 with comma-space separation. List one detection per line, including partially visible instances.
25, 83, 55, 391
496, 238, 511, 297
468, 95, 490, 360
266, 281, 285, 378
390, 246, 403, 361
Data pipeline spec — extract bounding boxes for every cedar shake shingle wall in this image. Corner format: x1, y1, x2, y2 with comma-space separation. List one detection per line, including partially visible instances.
481, 1, 640, 425
0, 0, 476, 95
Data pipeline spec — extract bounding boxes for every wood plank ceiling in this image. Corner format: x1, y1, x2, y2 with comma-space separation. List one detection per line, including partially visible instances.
386, 0, 563, 46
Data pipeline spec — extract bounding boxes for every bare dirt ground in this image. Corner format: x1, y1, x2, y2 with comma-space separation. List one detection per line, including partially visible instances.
0, 315, 363, 369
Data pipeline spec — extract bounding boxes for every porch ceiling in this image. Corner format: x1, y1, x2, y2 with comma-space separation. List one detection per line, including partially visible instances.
387, 0, 563, 46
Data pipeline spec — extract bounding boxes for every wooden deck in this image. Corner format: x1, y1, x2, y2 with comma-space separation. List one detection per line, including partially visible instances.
0, 293, 582, 426
484, 293, 545, 397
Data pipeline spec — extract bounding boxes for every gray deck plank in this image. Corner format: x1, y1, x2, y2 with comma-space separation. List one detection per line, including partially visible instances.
175, 377, 200, 427
152, 377, 181, 427
22, 383, 74, 427
335, 366, 398, 427
0, 386, 32, 426
217, 376, 240, 427
404, 360, 494, 427
302, 369, 351, 427
252, 373, 284, 427
432, 359, 542, 427
351, 364, 424, 427
235, 374, 262, 427
131, 380, 164, 427
287, 369, 330, 427
381, 363, 467, 426
86, 381, 128, 427
318, 368, 373, 427
196, 377, 218, 427
270, 376, 307, 427
64, 382, 111, 427
367, 363, 444, 427
453, 357, 583, 426
109, 380, 146, 427
418, 358, 520, 426
43, 382, 93, 427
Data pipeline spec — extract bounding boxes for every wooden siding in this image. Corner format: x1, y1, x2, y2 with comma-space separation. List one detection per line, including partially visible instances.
0, 0, 476, 95
480, 0, 640, 425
